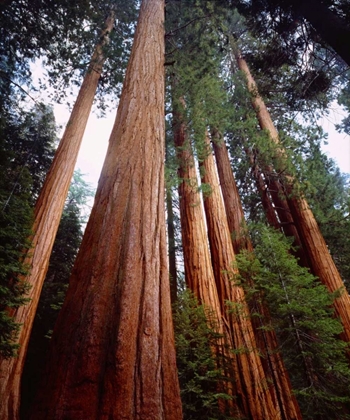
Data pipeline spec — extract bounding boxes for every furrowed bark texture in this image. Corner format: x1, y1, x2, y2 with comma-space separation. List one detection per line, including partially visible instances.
201, 133, 298, 420
211, 134, 302, 420
29, 1, 182, 419
0, 11, 115, 420
173, 110, 243, 418
211, 132, 253, 254
236, 53, 350, 343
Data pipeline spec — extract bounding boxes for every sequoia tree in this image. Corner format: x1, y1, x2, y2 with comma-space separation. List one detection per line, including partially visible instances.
235, 51, 350, 343
29, 0, 182, 418
201, 132, 301, 420
0, 10, 116, 420
172, 96, 244, 417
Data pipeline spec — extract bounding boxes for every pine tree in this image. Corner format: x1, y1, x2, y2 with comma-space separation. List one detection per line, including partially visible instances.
0, 103, 56, 359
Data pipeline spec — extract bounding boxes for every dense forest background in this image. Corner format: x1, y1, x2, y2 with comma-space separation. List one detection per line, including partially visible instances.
1, 0, 350, 419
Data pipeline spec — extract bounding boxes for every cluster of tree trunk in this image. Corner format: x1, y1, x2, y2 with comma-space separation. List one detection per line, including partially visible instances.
234, 50, 350, 345
1, 0, 350, 419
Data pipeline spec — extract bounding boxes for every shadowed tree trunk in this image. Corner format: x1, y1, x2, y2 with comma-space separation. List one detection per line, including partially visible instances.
211, 132, 302, 420
211, 130, 253, 254
236, 51, 350, 343
28, 1, 183, 418
0, 10, 115, 420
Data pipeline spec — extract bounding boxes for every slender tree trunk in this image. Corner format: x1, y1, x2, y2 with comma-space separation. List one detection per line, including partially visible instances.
211, 133, 302, 420
236, 52, 350, 343
29, 1, 183, 418
0, 11, 115, 420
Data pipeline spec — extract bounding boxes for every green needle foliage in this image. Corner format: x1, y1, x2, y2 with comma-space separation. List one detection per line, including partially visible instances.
0, 102, 56, 358
0, 163, 32, 358
173, 289, 234, 420
236, 224, 350, 419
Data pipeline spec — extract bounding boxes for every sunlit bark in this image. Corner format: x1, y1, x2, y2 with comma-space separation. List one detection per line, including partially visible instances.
211, 132, 302, 420
29, 1, 183, 418
0, 11, 115, 420
173, 102, 244, 418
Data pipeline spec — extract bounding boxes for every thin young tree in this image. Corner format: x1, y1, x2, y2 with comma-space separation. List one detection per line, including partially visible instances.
0, 10, 116, 420
235, 50, 350, 343
29, 0, 182, 418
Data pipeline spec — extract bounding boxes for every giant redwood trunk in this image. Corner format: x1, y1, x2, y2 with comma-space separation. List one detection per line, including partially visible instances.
201, 132, 301, 420
211, 130, 253, 254
0, 11, 115, 420
173, 104, 243, 418
29, 1, 183, 418
236, 52, 350, 343
211, 133, 302, 420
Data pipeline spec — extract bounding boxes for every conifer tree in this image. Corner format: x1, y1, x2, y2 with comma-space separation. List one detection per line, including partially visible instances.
0, 11, 116, 419
29, 1, 182, 418
200, 131, 300, 419
237, 225, 350, 419
172, 96, 242, 418
234, 49, 350, 344
211, 131, 302, 419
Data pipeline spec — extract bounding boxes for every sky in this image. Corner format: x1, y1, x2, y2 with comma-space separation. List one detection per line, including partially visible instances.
53, 101, 350, 192
318, 105, 350, 175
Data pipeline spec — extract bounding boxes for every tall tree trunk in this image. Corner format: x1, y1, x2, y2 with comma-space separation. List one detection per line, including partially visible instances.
173, 104, 243, 418
211, 130, 253, 254
236, 52, 350, 343
0, 11, 115, 420
211, 132, 302, 420
201, 132, 301, 420
29, 1, 183, 418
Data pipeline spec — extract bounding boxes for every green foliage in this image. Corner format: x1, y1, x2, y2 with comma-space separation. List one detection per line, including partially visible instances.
173, 289, 234, 420
21, 170, 92, 416
0, 100, 57, 357
338, 79, 350, 135
236, 224, 350, 419
0, 144, 33, 358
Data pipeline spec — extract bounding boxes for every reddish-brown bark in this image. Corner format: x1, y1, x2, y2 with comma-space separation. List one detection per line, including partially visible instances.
201, 133, 302, 420
0, 11, 115, 420
211, 131, 253, 254
28, 1, 182, 418
174, 119, 224, 326
236, 52, 350, 343
173, 106, 243, 418
211, 133, 302, 420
